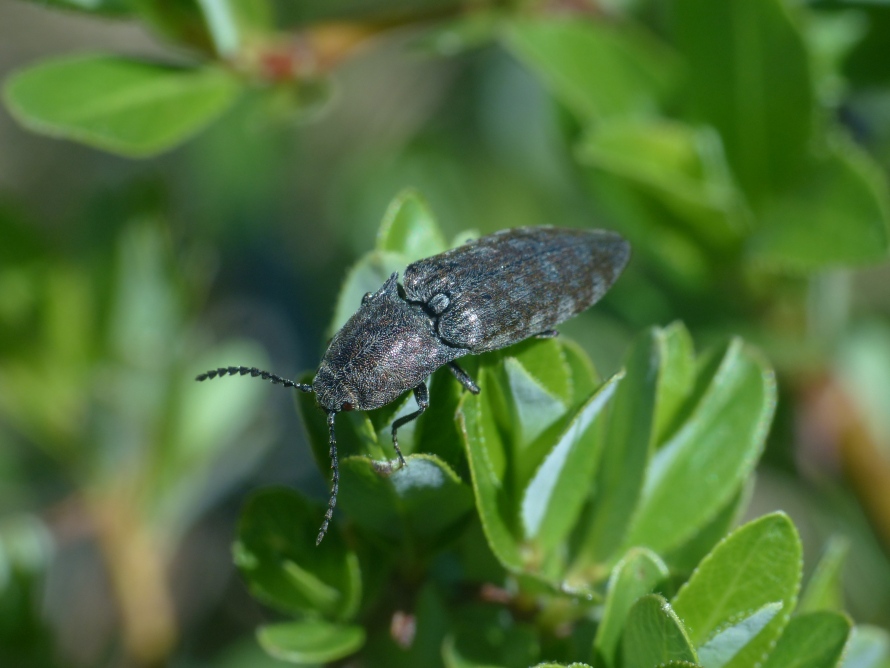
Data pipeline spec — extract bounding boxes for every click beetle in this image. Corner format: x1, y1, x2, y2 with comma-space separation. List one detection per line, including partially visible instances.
197, 226, 630, 544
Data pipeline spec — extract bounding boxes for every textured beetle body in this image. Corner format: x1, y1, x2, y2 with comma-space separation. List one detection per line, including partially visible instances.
403, 227, 629, 353
197, 226, 630, 544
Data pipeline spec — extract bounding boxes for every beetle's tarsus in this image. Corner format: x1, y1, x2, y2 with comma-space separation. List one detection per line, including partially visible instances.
316, 411, 339, 545
448, 362, 480, 394
535, 329, 559, 339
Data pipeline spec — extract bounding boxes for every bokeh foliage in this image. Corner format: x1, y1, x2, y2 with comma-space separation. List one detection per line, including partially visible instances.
2, 0, 890, 666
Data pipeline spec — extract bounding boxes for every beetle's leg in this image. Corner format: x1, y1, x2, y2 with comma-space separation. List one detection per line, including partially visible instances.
316, 411, 339, 545
391, 383, 429, 467
448, 362, 480, 394
535, 330, 559, 339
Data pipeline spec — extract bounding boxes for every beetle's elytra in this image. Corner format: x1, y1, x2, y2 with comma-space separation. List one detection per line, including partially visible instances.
197, 227, 630, 544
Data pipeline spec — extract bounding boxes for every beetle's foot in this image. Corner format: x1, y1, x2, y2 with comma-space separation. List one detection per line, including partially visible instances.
372, 459, 401, 475
535, 329, 559, 339
394, 448, 407, 468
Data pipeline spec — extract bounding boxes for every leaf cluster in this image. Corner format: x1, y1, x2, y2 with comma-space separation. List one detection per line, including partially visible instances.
233, 193, 888, 667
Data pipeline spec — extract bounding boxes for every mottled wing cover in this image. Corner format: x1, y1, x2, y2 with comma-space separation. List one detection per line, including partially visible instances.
402, 227, 630, 353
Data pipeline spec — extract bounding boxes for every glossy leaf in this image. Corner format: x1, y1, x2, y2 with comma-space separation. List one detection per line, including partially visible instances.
520, 372, 621, 553
574, 328, 664, 566
671, 0, 815, 199
592, 548, 671, 666
504, 18, 676, 122
696, 602, 782, 667
509, 338, 574, 407
842, 625, 890, 668
749, 138, 889, 271
624, 339, 776, 554
257, 620, 365, 664
337, 453, 473, 551
622, 594, 698, 668
502, 353, 569, 455
234, 488, 361, 620
672, 513, 802, 668
761, 611, 851, 668
3, 54, 241, 157
376, 189, 449, 261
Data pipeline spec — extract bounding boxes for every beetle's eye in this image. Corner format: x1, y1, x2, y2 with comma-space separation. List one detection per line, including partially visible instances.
341, 402, 354, 412
361, 292, 373, 305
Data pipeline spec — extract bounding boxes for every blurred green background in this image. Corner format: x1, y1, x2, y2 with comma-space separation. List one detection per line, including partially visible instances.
2, 0, 890, 666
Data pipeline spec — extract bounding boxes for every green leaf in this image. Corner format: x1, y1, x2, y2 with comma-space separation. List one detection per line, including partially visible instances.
257, 620, 365, 664
376, 189, 449, 261
560, 338, 600, 406
509, 337, 574, 407
624, 339, 776, 554
761, 611, 851, 668
502, 353, 569, 454
799, 536, 850, 614
670, 0, 815, 200
573, 327, 665, 567
592, 548, 671, 667
520, 372, 622, 554
503, 18, 676, 122
748, 138, 889, 271
577, 120, 750, 253
697, 602, 782, 667
842, 625, 890, 668
234, 488, 361, 620
337, 453, 474, 552
3, 54, 242, 157
457, 367, 523, 571
622, 594, 698, 668
672, 513, 802, 668
663, 477, 753, 574
653, 322, 697, 446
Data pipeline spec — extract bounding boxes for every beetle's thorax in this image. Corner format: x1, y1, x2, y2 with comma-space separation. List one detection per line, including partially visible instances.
313, 273, 462, 412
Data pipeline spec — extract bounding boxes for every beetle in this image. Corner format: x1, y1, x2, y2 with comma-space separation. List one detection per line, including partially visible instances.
197, 227, 630, 544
